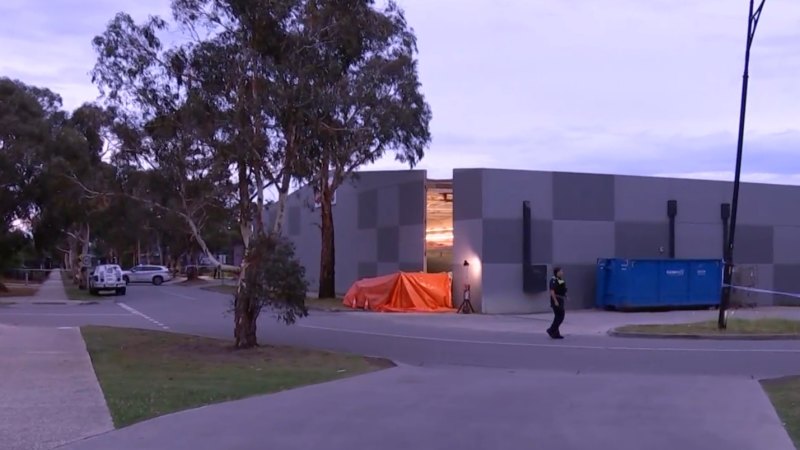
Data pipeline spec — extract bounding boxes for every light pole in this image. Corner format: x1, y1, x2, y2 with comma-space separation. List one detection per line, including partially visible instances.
719, 0, 766, 329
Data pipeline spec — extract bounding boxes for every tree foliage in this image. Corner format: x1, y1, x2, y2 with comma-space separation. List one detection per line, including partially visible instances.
0, 0, 431, 346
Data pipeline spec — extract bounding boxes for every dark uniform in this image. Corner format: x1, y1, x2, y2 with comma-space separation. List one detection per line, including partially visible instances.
548, 275, 567, 338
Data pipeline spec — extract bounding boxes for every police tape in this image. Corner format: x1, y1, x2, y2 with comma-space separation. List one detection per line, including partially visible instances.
724, 284, 800, 299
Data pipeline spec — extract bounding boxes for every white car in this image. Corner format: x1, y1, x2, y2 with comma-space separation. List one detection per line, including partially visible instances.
122, 265, 173, 286
88, 264, 126, 296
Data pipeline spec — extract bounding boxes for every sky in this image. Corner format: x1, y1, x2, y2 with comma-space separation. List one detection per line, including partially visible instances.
2, 0, 800, 184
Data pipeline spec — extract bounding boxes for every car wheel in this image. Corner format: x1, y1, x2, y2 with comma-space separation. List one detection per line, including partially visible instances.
153, 276, 163, 286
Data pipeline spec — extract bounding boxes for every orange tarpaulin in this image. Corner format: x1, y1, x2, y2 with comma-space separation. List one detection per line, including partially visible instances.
343, 272, 454, 313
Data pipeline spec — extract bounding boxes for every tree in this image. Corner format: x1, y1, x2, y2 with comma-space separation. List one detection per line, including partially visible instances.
0, 78, 64, 287
302, 0, 432, 298
91, 2, 313, 347
32, 103, 118, 282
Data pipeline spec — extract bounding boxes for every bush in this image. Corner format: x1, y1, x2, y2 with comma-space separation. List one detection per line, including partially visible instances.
239, 233, 309, 325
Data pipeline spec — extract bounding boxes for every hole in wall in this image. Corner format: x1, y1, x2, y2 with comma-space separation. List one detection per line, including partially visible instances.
425, 179, 453, 273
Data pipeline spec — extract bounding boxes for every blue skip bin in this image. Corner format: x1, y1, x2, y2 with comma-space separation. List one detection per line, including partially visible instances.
595, 259, 723, 310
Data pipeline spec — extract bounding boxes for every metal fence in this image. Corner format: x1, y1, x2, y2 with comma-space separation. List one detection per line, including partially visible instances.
1, 268, 53, 285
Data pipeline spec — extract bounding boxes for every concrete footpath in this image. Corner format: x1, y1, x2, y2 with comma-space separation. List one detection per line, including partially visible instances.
343, 307, 800, 337
0, 325, 113, 450
61, 364, 793, 450
2, 271, 74, 305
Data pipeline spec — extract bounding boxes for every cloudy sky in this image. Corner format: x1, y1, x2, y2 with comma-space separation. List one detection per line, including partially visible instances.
2, 0, 799, 184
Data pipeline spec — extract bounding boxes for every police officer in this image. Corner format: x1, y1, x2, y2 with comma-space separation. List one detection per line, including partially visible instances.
548, 267, 567, 339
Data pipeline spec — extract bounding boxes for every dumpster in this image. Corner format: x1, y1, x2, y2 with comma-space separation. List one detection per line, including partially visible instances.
595, 258, 723, 310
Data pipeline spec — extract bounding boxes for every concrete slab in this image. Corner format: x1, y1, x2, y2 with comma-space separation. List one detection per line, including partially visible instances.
31, 271, 70, 302
0, 325, 113, 450
61, 365, 792, 450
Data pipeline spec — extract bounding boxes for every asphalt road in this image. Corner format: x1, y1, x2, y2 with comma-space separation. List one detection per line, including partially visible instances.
4, 282, 799, 450
3, 283, 800, 378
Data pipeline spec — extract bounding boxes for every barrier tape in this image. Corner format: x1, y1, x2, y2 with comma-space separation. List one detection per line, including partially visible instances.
724, 284, 800, 300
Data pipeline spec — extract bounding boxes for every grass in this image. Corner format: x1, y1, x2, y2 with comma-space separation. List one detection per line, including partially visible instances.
60, 271, 114, 301
0, 285, 39, 297
615, 318, 800, 336
200, 284, 350, 311
81, 326, 392, 428
762, 376, 800, 448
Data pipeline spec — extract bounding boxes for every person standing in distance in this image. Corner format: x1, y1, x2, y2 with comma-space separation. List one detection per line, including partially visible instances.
547, 267, 567, 339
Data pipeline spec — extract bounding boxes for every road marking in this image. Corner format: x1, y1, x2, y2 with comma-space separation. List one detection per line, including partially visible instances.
297, 324, 800, 354
118, 303, 170, 330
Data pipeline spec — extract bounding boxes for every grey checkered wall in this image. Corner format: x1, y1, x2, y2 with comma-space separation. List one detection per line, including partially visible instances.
455, 169, 800, 313
274, 170, 427, 296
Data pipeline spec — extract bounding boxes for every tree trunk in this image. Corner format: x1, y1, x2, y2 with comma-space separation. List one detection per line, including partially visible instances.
233, 255, 259, 348
318, 180, 336, 298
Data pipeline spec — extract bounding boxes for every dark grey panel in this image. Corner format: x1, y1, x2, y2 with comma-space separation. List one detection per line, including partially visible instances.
399, 261, 424, 272
377, 186, 399, 227
774, 265, 800, 300
287, 206, 301, 236
482, 219, 521, 264
553, 172, 615, 221
398, 224, 425, 265
734, 225, 774, 264
482, 218, 553, 264
358, 262, 378, 279
614, 175, 671, 222
773, 226, 800, 264
398, 181, 425, 226
559, 264, 596, 309
377, 227, 399, 262
481, 170, 554, 219
453, 169, 483, 220
615, 222, 669, 259
357, 189, 378, 230
531, 220, 554, 263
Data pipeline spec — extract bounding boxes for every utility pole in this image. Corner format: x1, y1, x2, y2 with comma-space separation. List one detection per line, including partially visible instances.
719, 0, 766, 329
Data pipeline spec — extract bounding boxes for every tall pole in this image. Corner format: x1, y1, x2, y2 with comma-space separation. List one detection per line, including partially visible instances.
719, 0, 766, 329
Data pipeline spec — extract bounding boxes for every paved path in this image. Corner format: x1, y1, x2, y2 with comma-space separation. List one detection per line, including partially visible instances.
0, 325, 113, 450
61, 365, 794, 450
1, 271, 70, 304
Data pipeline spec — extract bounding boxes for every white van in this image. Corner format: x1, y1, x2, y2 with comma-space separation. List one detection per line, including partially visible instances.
88, 264, 127, 296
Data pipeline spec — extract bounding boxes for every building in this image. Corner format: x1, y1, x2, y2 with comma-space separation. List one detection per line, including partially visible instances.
269, 168, 800, 314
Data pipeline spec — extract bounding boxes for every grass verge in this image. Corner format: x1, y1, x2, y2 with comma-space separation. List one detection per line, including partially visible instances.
200, 284, 350, 311
81, 326, 392, 428
615, 318, 800, 336
60, 271, 99, 301
762, 376, 800, 448
0, 285, 39, 297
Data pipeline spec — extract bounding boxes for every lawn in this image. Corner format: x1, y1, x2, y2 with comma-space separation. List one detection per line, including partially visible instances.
615, 318, 800, 336
81, 326, 392, 428
0, 283, 39, 297
200, 284, 351, 311
60, 271, 98, 301
762, 376, 800, 448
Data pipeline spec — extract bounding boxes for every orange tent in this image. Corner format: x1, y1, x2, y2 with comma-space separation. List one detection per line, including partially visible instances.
343, 272, 454, 313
